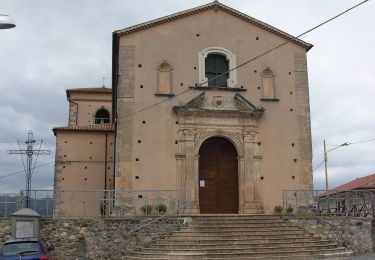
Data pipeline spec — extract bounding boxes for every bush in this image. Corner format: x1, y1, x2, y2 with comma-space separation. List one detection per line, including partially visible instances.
141, 204, 152, 215
155, 203, 167, 213
274, 205, 283, 213
287, 205, 294, 213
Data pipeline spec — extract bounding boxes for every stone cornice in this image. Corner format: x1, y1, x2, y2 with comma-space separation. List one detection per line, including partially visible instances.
176, 109, 258, 118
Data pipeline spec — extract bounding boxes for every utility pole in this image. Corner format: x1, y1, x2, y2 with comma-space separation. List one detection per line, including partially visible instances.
323, 140, 349, 192
323, 140, 328, 191
9, 131, 50, 207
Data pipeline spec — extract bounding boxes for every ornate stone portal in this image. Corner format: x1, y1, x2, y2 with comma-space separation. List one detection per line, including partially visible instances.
173, 91, 265, 214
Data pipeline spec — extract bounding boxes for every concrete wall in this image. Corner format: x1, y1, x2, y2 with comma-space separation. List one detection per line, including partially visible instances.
115, 7, 313, 213
54, 131, 115, 217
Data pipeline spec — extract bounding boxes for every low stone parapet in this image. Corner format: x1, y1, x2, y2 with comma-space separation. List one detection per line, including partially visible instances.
289, 217, 375, 253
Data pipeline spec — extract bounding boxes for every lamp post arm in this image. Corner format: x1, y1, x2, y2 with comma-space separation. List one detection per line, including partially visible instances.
323, 141, 350, 191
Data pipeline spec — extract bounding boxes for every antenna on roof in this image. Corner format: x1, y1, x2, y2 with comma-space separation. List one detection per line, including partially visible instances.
102, 77, 106, 88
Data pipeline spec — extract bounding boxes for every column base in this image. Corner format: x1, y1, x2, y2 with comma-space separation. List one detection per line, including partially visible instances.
240, 201, 264, 214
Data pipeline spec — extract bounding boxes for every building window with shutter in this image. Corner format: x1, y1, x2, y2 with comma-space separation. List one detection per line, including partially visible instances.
205, 54, 229, 87
199, 47, 237, 88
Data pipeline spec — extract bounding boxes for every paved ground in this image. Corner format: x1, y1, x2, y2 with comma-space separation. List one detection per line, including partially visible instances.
348, 253, 375, 259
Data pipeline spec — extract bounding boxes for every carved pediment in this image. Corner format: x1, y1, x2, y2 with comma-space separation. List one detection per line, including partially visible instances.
173, 92, 264, 118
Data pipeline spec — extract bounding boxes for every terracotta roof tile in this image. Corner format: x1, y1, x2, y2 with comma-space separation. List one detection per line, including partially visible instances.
319, 173, 375, 197
332, 173, 375, 191
115, 1, 313, 51
67, 87, 112, 93
53, 123, 114, 135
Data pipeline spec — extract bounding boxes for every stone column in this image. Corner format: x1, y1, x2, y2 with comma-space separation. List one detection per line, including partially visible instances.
294, 53, 313, 189
183, 128, 198, 213
241, 126, 263, 213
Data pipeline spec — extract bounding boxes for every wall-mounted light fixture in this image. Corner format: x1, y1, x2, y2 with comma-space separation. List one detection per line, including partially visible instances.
0, 14, 16, 29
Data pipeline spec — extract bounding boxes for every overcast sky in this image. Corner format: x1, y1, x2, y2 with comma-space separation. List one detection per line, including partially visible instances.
0, 0, 374, 193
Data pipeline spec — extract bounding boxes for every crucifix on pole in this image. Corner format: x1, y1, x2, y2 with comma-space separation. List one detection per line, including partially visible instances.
9, 131, 50, 207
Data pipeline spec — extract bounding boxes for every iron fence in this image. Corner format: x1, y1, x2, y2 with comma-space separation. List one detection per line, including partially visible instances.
0, 189, 192, 218
0, 193, 21, 217
283, 189, 375, 218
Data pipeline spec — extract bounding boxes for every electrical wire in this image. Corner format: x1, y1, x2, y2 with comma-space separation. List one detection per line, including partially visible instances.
348, 138, 375, 145
313, 160, 325, 172
0, 161, 54, 180
313, 137, 375, 173
117, 0, 369, 121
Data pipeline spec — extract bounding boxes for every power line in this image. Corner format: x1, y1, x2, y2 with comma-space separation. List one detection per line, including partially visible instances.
313, 160, 325, 172
313, 136, 375, 173
117, 0, 369, 121
0, 161, 54, 180
348, 138, 375, 145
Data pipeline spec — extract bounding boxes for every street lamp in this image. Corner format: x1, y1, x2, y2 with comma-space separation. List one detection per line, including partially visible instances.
323, 140, 350, 191
0, 14, 16, 29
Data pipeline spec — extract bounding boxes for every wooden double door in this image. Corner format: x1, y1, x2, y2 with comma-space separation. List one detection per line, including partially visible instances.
199, 137, 239, 213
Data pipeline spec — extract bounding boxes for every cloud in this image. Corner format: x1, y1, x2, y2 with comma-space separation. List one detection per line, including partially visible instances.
0, 0, 374, 193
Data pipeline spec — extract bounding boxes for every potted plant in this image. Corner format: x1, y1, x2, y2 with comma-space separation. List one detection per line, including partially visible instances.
286, 205, 294, 215
141, 204, 152, 215
155, 203, 167, 214
274, 205, 283, 215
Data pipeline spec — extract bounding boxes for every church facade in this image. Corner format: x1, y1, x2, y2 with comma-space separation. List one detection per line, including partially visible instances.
112, 1, 313, 214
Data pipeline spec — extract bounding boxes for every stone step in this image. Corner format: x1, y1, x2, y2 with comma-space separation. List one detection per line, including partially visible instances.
139, 243, 340, 253
155, 237, 331, 247
191, 217, 288, 222
189, 221, 288, 225
126, 250, 353, 260
191, 214, 281, 219
153, 240, 335, 249
129, 247, 350, 259
171, 229, 307, 236
162, 233, 315, 241
186, 222, 295, 228
180, 226, 302, 232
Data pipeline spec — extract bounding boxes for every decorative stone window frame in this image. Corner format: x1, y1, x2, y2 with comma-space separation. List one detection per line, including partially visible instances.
198, 47, 237, 88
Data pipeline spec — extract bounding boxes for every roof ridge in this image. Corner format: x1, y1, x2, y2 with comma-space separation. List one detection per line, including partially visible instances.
114, 1, 312, 50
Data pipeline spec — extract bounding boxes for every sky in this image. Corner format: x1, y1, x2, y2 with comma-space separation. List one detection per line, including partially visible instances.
0, 0, 374, 193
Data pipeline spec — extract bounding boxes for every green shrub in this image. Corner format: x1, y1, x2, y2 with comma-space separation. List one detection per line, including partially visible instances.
287, 205, 294, 213
141, 204, 152, 215
274, 205, 283, 213
155, 203, 167, 213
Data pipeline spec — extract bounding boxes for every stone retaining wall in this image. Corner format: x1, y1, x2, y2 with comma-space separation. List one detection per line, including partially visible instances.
0, 217, 182, 259
2, 216, 373, 258
290, 217, 375, 253
0, 219, 11, 245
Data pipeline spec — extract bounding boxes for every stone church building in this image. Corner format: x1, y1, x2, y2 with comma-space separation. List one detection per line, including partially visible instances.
54, 1, 313, 215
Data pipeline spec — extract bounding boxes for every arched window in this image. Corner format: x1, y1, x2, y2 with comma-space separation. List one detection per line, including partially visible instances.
199, 47, 237, 88
94, 108, 110, 124
261, 68, 275, 99
157, 61, 172, 94
205, 54, 229, 87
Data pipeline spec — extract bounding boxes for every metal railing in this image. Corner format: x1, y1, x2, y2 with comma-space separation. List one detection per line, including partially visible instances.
0, 193, 22, 217
0, 189, 191, 218
127, 200, 192, 235
283, 189, 375, 218
285, 201, 344, 230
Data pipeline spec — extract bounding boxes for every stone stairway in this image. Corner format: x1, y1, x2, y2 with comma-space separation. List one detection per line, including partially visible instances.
126, 215, 353, 259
